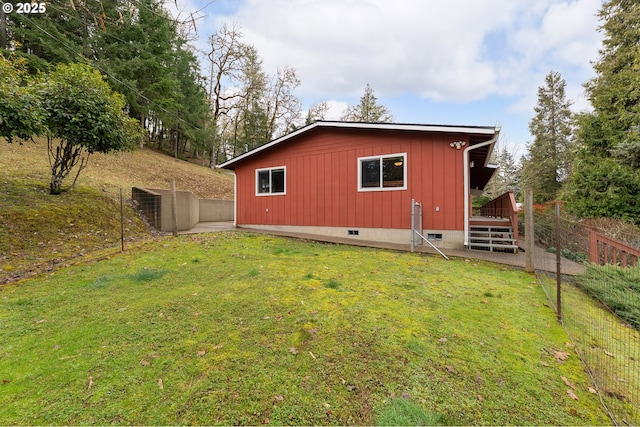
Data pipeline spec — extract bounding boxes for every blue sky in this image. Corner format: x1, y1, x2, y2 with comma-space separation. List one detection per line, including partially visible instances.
167, 0, 604, 158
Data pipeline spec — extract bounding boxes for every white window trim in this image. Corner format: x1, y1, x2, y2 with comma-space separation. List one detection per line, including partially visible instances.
357, 152, 407, 192
255, 166, 287, 196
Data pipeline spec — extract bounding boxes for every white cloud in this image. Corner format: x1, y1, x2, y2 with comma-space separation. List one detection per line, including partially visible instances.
166, 0, 604, 144
192, 0, 601, 104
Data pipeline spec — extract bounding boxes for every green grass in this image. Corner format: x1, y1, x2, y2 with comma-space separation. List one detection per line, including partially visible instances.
375, 398, 455, 426
0, 233, 611, 425
0, 137, 235, 285
560, 273, 640, 424
576, 263, 640, 331
0, 179, 151, 283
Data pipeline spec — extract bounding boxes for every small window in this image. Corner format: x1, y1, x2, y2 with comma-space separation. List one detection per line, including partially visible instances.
256, 166, 286, 195
358, 153, 407, 191
427, 233, 443, 241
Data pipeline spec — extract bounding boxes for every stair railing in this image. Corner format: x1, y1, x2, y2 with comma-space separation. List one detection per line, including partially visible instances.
478, 192, 519, 247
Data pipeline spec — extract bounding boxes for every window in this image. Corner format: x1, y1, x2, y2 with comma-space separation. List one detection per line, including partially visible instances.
256, 166, 286, 195
358, 153, 406, 191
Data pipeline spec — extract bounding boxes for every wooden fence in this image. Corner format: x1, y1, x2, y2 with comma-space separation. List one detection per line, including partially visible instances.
589, 230, 640, 267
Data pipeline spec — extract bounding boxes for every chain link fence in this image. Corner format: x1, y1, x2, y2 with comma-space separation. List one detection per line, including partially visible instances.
530, 205, 640, 426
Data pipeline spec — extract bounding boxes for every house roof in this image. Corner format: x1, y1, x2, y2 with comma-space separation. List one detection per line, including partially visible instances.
218, 121, 500, 170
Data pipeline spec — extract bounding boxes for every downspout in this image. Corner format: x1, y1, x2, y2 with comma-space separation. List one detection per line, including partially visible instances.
232, 171, 237, 227
463, 131, 499, 247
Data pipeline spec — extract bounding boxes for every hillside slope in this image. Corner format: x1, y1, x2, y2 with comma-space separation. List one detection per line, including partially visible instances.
0, 138, 234, 283
1, 138, 234, 200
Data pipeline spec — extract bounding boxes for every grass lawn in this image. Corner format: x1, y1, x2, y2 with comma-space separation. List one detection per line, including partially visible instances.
0, 233, 610, 425
0, 137, 234, 284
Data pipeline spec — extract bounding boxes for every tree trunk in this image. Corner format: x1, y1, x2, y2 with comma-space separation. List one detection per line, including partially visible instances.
48, 137, 83, 195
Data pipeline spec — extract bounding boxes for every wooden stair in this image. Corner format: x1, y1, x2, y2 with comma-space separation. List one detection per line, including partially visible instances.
468, 219, 518, 253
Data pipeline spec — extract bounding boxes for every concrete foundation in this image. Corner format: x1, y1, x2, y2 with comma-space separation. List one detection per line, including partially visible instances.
236, 224, 465, 250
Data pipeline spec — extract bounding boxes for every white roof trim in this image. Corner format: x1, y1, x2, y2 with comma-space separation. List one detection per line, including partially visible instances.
218, 121, 500, 169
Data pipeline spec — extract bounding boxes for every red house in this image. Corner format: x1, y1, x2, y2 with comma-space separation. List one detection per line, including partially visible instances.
219, 121, 517, 252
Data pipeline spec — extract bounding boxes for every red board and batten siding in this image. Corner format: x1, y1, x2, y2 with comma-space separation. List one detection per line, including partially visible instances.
234, 127, 467, 231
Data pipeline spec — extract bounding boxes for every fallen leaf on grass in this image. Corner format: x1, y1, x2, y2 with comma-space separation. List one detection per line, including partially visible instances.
561, 376, 576, 389
289, 347, 298, 355
158, 378, 163, 390
197, 350, 206, 357
567, 390, 578, 400
274, 395, 284, 402
438, 337, 447, 343
140, 359, 150, 366
213, 344, 224, 349
445, 365, 455, 373
87, 376, 93, 390
477, 394, 484, 401
588, 387, 597, 394
604, 349, 614, 357
554, 351, 570, 361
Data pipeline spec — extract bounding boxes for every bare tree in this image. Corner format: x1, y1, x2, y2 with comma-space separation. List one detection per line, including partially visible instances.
264, 66, 302, 141
206, 22, 250, 166
305, 101, 330, 124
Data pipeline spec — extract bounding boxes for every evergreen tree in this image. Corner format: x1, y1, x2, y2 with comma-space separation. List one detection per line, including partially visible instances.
233, 45, 268, 154
341, 83, 394, 122
583, 0, 640, 162
484, 146, 521, 200
564, 0, 640, 222
6, 0, 89, 66
521, 71, 573, 203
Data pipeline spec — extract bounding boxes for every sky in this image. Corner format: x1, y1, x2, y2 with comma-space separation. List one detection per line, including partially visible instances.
166, 0, 605, 158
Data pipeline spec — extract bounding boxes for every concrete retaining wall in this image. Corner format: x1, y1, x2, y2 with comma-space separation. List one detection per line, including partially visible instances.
132, 187, 233, 232
199, 199, 234, 222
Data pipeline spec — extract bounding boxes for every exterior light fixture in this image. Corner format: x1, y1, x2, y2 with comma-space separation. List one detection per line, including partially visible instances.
450, 141, 466, 150
394, 160, 403, 167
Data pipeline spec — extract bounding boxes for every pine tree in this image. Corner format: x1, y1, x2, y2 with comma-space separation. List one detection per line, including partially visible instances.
521, 71, 573, 203
564, 0, 640, 222
341, 83, 394, 122
484, 146, 521, 200
583, 0, 640, 162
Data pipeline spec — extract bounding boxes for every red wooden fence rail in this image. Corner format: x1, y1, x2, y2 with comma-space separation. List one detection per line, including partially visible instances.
479, 191, 519, 244
589, 230, 640, 267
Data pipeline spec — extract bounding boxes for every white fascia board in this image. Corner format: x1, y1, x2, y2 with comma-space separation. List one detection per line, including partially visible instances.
217, 121, 499, 169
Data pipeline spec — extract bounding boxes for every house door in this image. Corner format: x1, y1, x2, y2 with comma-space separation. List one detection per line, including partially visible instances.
411, 199, 423, 251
